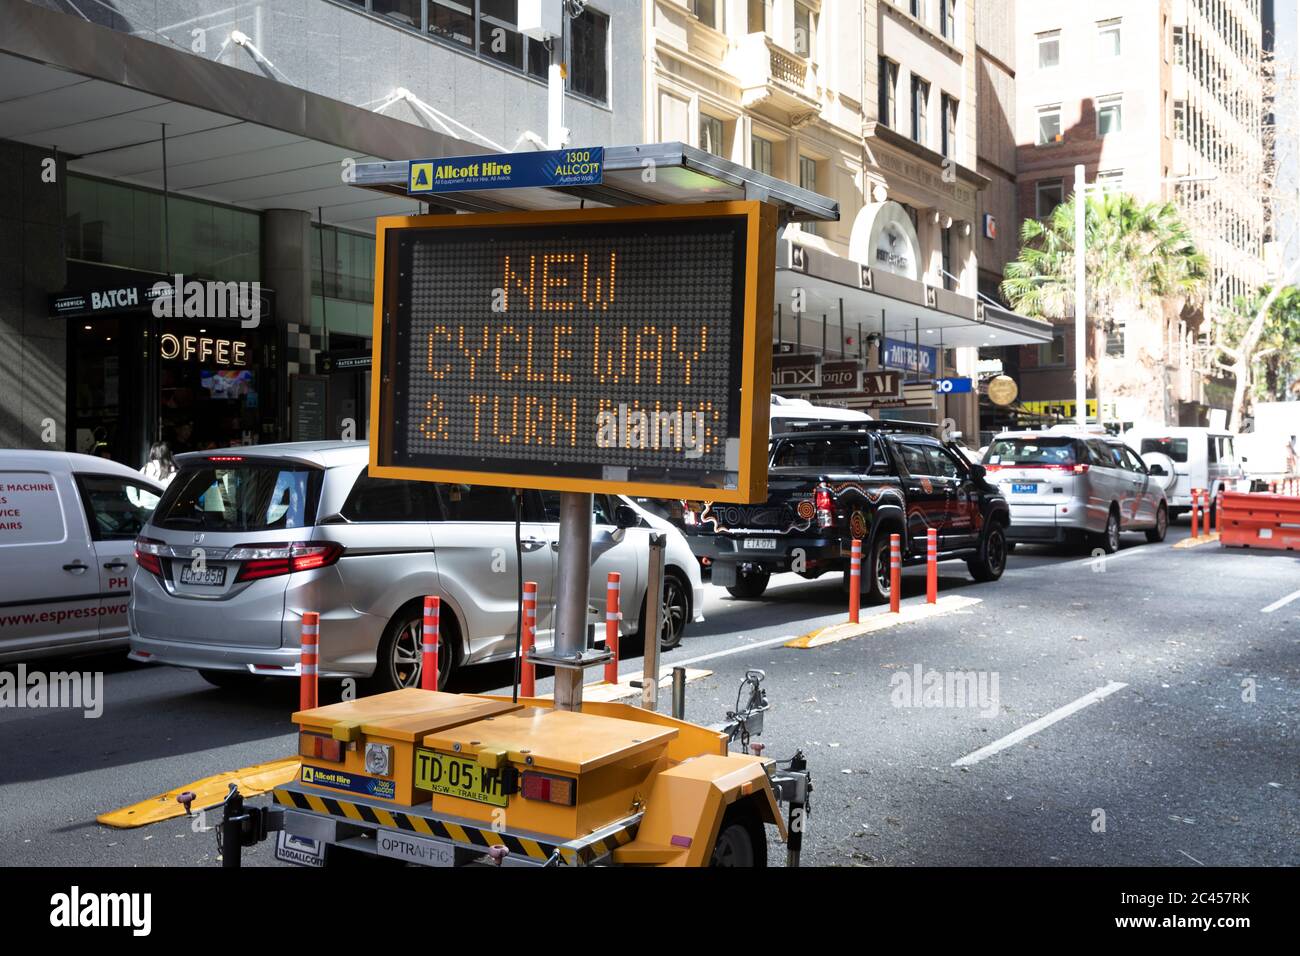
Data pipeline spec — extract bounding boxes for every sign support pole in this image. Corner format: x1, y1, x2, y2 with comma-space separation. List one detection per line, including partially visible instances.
641, 533, 666, 711
552, 491, 593, 712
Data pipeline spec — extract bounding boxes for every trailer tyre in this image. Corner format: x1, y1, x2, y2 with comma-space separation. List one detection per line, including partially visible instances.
726, 567, 770, 600
709, 803, 768, 868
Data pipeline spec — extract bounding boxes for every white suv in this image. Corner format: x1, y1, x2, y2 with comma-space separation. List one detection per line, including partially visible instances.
128, 441, 704, 691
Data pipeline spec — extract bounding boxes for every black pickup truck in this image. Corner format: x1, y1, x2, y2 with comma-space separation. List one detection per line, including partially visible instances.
681, 422, 1010, 602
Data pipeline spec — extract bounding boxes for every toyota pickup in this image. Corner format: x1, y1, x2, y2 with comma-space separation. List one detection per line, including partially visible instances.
681, 422, 1010, 602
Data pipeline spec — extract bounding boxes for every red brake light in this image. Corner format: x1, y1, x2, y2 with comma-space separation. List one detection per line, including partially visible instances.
299, 732, 344, 762
232, 542, 344, 582
207, 455, 244, 462
815, 486, 834, 528
1072, 463, 1090, 474
520, 771, 576, 805
134, 537, 165, 577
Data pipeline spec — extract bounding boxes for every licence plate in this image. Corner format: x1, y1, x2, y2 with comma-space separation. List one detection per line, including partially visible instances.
275, 831, 326, 868
1011, 483, 1037, 495
744, 538, 778, 550
179, 565, 226, 586
414, 749, 509, 807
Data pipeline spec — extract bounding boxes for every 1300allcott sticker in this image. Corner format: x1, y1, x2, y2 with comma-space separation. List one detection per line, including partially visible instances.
300, 765, 396, 800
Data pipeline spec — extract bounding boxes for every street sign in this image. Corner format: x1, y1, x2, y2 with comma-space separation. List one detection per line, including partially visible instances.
880, 337, 937, 376
934, 376, 972, 394
407, 147, 603, 195
772, 353, 821, 391
819, 360, 863, 393
369, 201, 776, 502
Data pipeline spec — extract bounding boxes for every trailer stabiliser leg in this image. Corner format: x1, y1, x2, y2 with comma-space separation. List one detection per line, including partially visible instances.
216, 785, 276, 868
784, 750, 810, 869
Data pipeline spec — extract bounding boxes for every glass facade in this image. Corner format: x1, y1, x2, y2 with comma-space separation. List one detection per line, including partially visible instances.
65, 175, 260, 282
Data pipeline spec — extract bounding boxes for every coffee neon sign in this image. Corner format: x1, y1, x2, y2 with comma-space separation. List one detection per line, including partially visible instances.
159, 333, 248, 366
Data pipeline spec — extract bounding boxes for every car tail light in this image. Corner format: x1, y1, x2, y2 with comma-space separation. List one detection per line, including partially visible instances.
681, 501, 700, 528
208, 455, 244, 462
134, 537, 166, 577
520, 771, 576, 806
231, 541, 344, 582
1071, 463, 1090, 474
299, 732, 344, 763
983, 464, 1002, 472
815, 486, 835, 529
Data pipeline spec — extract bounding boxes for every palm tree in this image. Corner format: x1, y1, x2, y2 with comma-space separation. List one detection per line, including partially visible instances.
1001, 192, 1207, 423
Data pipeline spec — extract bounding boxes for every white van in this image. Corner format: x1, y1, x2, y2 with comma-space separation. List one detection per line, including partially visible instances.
0, 451, 162, 663
1122, 426, 1246, 520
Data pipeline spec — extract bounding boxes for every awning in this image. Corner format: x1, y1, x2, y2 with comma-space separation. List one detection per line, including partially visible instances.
0, 0, 481, 232
773, 236, 1054, 349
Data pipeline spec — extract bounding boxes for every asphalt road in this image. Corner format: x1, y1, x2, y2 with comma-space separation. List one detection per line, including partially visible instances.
1, 517, 1296, 867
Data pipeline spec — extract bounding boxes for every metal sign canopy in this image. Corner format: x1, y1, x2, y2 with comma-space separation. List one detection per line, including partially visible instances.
351, 141, 839, 223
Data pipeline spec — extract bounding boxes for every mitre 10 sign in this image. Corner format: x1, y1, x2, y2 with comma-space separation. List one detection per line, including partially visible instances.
369, 201, 775, 502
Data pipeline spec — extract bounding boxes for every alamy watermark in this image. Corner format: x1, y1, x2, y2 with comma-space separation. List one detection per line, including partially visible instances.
0, 665, 104, 718
150, 274, 262, 328
889, 663, 1000, 718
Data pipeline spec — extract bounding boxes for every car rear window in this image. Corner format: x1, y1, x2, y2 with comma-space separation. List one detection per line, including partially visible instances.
1139, 437, 1188, 463
984, 437, 1076, 466
770, 438, 873, 471
153, 460, 322, 532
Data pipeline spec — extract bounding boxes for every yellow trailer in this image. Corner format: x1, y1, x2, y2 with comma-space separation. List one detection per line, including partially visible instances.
213, 675, 809, 868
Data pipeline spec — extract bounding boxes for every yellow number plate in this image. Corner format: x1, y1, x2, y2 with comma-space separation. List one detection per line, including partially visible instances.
414, 749, 508, 807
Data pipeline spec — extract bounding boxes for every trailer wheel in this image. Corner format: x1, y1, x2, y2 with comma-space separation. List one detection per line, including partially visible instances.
725, 567, 770, 600
709, 803, 768, 868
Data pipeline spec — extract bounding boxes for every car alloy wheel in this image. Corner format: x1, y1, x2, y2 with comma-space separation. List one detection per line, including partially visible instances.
1106, 512, 1120, 553
659, 574, 688, 650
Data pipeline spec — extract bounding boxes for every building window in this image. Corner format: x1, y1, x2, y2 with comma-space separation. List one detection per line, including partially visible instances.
428, 0, 473, 46
1037, 104, 1062, 145
938, 0, 955, 41
1096, 94, 1123, 136
1037, 30, 1060, 68
375, 0, 421, 28
691, 0, 720, 30
1097, 18, 1121, 57
909, 0, 921, 19
941, 93, 959, 159
700, 113, 725, 156
568, 6, 609, 102
1036, 328, 1066, 365
878, 57, 898, 128
910, 75, 929, 146
752, 134, 775, 176
1035, 179, 1064, 218
799, 155, 819, 235
1173, 25, 1185, 64
1096, 169, 1124, 192
794, 1, 813, 57
748, 0, 765, 33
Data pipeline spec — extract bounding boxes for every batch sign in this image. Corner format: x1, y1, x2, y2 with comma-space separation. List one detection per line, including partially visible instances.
408, 147, 604, 195
370, 202, 776, 502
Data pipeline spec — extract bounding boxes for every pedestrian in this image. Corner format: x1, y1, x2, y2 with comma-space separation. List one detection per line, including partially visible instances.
141, 442, 177, 487
1286, 434, 1298, 478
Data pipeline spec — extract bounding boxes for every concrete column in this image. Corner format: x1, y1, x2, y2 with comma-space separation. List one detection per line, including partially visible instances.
262, 208, 313, 333
0, 139, 67, 451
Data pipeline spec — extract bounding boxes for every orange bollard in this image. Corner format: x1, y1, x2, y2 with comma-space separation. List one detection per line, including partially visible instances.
420, 595, 440, 691
889, 533, 901, 614
1191, 488, 1201, 539
299, 611, 319, 711
521, 581, 537, 698
926, 528, 938, 604
848, 538, 862, 624
604, 572, 621, 684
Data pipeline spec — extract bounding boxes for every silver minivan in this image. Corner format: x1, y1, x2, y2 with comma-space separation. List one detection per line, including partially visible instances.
983, 429, 1168, 552
128, 441, 704, 691
0, 450, 162, 663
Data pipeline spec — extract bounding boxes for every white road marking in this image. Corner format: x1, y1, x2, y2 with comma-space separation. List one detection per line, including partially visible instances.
951, 681, 1129, 768
1004, 545, 1154, 576
1261, 589, 1300, 614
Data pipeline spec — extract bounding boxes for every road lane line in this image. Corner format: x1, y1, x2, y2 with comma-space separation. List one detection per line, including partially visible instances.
1003, 545, 1154, 576
951, 681, 1129, 768
1261, 589, 1300, 614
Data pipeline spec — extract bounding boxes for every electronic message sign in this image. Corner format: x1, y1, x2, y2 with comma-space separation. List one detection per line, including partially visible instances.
369, 202, 776, 502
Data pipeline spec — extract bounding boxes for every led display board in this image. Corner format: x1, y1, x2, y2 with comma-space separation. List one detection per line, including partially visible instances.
369, 201, 775, 502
